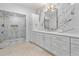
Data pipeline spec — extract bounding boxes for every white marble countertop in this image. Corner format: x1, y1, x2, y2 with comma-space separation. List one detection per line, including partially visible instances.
32, 29, 79, 39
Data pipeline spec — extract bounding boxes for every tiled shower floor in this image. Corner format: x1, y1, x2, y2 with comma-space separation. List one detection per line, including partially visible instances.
0, 42, 51, 56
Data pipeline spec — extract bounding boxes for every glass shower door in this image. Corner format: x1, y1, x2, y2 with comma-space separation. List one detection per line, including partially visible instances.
0, 10, 26, 48
0, 16, 9, 48
0, 16, 5, 43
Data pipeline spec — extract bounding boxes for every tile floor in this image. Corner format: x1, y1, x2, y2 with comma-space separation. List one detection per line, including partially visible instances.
0, 42, 52, 56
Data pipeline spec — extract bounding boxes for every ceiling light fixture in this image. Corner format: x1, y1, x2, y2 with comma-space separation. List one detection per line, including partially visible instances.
45, 3, 56, 12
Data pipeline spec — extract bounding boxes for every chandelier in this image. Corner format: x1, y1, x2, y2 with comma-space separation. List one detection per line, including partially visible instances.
45, 3, 57, 12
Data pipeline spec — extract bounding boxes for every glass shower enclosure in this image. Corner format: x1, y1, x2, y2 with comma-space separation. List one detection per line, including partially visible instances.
0, 10, 26, 48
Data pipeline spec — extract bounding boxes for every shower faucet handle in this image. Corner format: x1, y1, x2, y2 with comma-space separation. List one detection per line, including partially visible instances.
1, 31, 4, 34
2, 24, 4, 27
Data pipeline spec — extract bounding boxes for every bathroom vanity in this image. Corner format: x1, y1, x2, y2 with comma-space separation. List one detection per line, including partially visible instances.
30, 30, 79, 56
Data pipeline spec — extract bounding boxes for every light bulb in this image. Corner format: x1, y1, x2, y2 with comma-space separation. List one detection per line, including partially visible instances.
70, 3, 74, 5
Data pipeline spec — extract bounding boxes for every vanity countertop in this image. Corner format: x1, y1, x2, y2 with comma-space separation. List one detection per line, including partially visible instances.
32, 29, 79, 38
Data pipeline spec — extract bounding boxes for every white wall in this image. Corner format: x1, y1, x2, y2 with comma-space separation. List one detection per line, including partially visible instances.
35, 3, 79, 34
0, 3, 35, 41
67, 4, 79, 33
35, 3, 73, 31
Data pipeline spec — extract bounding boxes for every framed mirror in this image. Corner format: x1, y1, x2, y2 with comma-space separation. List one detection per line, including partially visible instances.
39, 4, 58, 31
44, 9, 58, 31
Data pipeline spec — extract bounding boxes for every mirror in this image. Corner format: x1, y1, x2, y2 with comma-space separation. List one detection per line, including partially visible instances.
39, 4, 58, 31
44, 9, 58, 31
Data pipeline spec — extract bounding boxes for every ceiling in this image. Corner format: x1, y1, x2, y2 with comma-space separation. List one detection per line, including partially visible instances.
16, 3, 45, 10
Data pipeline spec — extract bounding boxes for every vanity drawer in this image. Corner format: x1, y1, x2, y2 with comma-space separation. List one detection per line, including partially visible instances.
53, 35, 70, 56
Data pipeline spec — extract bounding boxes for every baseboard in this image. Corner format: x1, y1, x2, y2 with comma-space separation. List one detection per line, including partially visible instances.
29, 41, 56, 56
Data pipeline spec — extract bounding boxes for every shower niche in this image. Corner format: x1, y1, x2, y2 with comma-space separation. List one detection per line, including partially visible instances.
0, 10, 26, 48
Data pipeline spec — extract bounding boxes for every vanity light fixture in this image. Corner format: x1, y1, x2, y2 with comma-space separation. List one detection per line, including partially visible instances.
45, 3, 56, 12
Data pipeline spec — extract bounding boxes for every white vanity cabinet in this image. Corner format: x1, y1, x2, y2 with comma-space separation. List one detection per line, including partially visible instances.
71, 38, 79, 56
31, 32, 44, 47
51, 35, 70, 56
50, 35, 57, 54
31, 32, 39, 44
31, 31, 70, 56
37, 33, 44, 47
38, 33, 70, 56
43, 34, 52, 52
